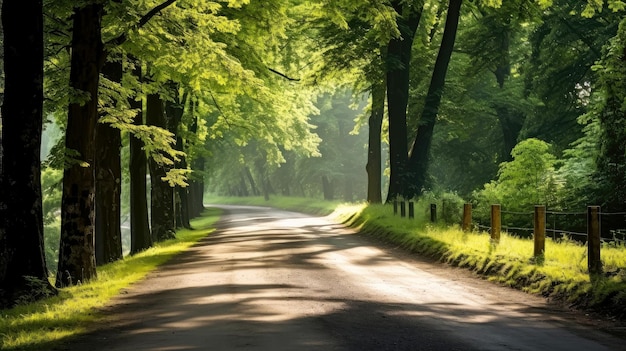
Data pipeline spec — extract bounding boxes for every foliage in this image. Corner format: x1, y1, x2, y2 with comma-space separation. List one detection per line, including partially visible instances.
473, 138, 561, 221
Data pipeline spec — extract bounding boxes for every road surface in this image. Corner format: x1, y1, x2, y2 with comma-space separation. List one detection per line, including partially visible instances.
61, 205, 626, 350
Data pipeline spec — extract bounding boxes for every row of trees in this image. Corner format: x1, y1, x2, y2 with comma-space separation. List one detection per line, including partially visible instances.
0, 0, 322, 307
2, 0, 626, 307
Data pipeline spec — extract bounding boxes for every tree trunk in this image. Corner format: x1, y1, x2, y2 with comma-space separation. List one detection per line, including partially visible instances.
186, 110, 204, 218
366, 78, 385, 203
244, 166, 260, 196
322, 175, 333, 200
0, 0, 56, 306
189, 156, 205, 217
129, 64, 152, 254
94, 59, 123, 266
165, 91, 191, 229
496, 105, 523, 162
56, 4, 104, 287
385, 2, 423, 202
407, 0, 462, 198
146, 93, 175, 242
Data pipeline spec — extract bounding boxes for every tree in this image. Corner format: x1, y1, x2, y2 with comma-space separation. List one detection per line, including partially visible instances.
0, 0, 56, 306
94, 58, 123, 265
128, 61, 152, 254
406, 0, 463, 198
146, 92, 176, 241
386, 1, 423, 201
56, 0, 177, 287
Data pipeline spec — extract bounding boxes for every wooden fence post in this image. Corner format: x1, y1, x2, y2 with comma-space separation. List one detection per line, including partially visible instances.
587, 206, 602, 275
462, 203, 472, 231
393, 200, 398, 215
400, 201, 406, 217
491, 204, 501, 243
534, 205, 546, 257
408, 202, 414, 219
430, 204, 437, 222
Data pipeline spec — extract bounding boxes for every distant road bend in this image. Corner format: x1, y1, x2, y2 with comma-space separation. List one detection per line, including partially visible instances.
62, 205, 626, 351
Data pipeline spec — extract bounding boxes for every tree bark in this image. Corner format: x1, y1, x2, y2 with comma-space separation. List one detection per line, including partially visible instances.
189, 156, 205, 217
187, 112, 205, 218
146, 93, 175, 242
385, 2, 423, 202
129, 63, 152, 254
0, 0, 56, 306
366, 78, 385, 203
407, 0, 462, 198
94, 59, 123, 266
56, 4, 104, 287
165, 91, 191, 229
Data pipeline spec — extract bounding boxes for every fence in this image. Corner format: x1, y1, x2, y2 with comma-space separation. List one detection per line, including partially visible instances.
391, 200, 623, 275
466, 204, 621, 276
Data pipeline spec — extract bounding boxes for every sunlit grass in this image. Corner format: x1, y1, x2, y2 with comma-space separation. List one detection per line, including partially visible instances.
206, 195, 341, 215
0, 208, 221, 351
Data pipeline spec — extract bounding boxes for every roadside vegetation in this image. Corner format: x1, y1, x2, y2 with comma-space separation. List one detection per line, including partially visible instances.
0, 209, 220, 351
215, 196, 626, 320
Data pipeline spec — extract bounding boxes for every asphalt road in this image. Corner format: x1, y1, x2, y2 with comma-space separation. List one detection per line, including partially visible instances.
60, 205, 626, 350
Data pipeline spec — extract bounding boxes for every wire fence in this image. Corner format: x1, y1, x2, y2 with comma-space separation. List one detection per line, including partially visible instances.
470, 206, 626, 245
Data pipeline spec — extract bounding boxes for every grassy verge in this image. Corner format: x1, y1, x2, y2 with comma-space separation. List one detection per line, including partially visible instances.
215, 196, 626, 319
205, 195, 341, 216
0, 208, 221, 351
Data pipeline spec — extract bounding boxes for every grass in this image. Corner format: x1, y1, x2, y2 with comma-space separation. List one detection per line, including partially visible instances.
216, 196, 626, 319
205, 195, 341, 216
0, 208, 221, 351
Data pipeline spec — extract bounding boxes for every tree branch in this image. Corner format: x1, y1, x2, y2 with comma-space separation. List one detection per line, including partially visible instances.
268, 67, 300, 81
105, 0, 177, 48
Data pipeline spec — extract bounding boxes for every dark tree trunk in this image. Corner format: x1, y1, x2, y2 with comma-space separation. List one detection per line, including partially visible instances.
94, 59, 123, 266
146, 93, 175, 242
165, 91, 191, 229
366, 79, 385, 203
239, 172, 250, 196
496, 106, 524, 162
56, 4, 104, 287
129, 65, 152, 254
0, 0, 56, 306
186, 110, 204, 218
244, 166, 260, 196
189, 156, 205, 216
322, 175, 334, 200
407, 0, 462, 198
385, 2, 423, 202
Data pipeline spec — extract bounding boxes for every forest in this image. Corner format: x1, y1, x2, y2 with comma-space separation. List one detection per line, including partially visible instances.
0, 0, 625, 308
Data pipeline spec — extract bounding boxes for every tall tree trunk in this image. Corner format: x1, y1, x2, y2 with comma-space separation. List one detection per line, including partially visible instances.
189, 156, 205, 216
366, 78, 385, 203
94, 59, 123, 265
56, 4, 104, 287
146, 93, 175, 242
244, 166, 260, 196
407, 0, 462, 198
496, 106, 524, 162
165, 90, 191, 229
493, 32, 523, 162
385, 2, 423, 202
322, 175, 333, 200
187, 111, 204, 218
0, 0, 56, 306
129, 63, 152, 254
